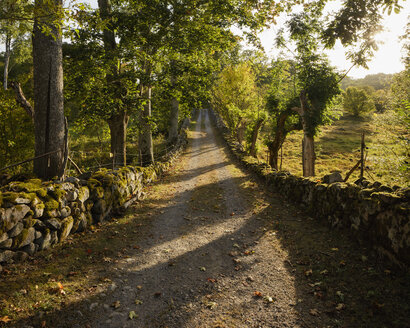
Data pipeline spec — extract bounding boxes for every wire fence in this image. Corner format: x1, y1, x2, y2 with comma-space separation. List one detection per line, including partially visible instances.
0, 138, 181, 182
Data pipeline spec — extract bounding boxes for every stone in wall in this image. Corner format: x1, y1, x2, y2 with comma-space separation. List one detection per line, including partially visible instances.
210, 108, 410, 268
0, 125, 189, 265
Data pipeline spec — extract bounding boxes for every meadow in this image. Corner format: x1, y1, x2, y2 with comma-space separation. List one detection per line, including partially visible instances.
258, 110, 409, 187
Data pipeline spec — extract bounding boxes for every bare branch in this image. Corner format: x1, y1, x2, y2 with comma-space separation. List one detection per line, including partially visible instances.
9, 81, 34, 120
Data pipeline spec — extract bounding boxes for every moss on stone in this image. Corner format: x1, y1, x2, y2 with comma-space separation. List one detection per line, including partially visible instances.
12, 228, 31, 249
23, 216, 36, 228
59, 216, 74, 241
48, 185, 66, 200
93, 186, 105, 199
44, 198, 59, 211
10, 180, 47, 198
34, 203, 45, 211
87, 178, 102, 189
2, 192, 20, 203
77, 187, 89, 202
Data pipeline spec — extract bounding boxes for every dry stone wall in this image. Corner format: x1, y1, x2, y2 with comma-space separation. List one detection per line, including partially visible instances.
210, 109, 410, 268
0, 123, 189, 269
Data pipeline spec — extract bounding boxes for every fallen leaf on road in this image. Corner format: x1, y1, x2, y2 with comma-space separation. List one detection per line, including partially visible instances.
129, 311, 138, 320
254, 291, 263, 297
135, 299, 143, 305
0, 316, 12, 323
206, 301, 217, 309
336, 303, 345, 311
200, 267, 206, 271
207, 278, 217, 283
112, 301, 121, 309
336, 291, 344, 301
264, 296, 274, 303
304, 269, 313, 277
309, 309, 320, 316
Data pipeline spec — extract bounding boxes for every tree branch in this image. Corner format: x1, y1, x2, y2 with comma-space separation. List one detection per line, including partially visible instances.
9, 81, 34, 121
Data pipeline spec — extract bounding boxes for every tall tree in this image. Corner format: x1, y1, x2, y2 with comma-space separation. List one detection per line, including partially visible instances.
277, 6, 340, 176
342, 86, 375, 116
32, 0, 66, 179
212, 63, 258, 144
97, 0, 129, 166
0, 0, 31, 90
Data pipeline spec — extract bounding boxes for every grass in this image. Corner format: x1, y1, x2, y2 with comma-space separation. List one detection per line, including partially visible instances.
67, 132, 169, 175
258, 110, 409, 187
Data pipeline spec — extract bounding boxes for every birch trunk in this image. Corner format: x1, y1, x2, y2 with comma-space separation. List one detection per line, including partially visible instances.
139, 83, 154, 165
3, 34, 11, 90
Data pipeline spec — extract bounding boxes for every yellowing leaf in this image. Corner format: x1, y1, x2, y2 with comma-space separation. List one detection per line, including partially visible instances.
336, 303, 345, 311
0, 316, 12, 323
135, 299, 143, 305
129, 311, 138, 320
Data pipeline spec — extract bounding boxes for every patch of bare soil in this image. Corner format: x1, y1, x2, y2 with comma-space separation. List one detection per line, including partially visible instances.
1, 109, 409, 328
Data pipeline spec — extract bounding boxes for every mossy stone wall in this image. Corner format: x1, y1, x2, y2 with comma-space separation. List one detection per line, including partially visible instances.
0, 126, 188, 268
210, 109, 410, 268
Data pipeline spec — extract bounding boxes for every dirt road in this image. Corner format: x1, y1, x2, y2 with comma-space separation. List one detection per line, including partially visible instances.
6, 109, 409, 328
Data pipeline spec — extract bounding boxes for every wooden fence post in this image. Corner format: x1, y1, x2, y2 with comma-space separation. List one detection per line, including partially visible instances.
360, 133, 365, 179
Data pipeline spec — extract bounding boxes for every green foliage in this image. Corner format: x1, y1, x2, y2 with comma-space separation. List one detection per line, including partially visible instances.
0, 89, 34, 173
341, 73, 394, 91
342, 86, 376, 117
390, 69, 410, 126
211, 63, 258, 133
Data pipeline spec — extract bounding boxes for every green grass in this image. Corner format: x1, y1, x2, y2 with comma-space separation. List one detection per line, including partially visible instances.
258, 111, 409, 187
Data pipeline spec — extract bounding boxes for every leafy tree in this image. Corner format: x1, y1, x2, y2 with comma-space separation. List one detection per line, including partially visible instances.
264, 59, 302, 170
212, 63, 258, 144
277, 6, 341, 177
0, 89, 34, 171
0, 0, 31, 90
342, 86, 375, 116
32, 0, 66, 179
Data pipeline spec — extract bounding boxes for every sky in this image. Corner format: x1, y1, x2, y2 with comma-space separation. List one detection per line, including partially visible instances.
2, 0, 408, 79
81, 0, 409, 79
257, 2, 410, 79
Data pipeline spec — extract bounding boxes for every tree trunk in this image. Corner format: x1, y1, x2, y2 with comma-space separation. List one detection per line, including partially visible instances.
3, 34, 11, 90
249, 118, 264, 158
268, 110, 299, 170
236, 120, 246, 144
302, 134, 315, 176
168, 74, 179, 144
299, 92, 315, 177
33, 0, 66, 180
108, 111, 129, 167
98, 0, 129, 167
139, 83, 154, 166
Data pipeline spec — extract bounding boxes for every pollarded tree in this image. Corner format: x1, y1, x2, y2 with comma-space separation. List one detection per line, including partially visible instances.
264, 59, 302, 170
342, 86, 375, 117
278, 5, 341, 177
